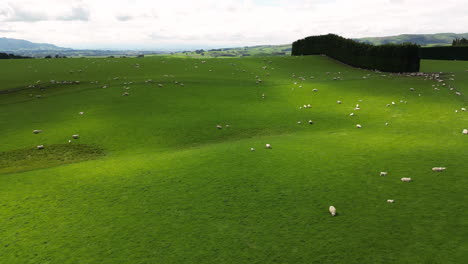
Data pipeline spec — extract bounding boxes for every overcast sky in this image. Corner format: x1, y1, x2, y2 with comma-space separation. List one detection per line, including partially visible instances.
0, 0, 467, 50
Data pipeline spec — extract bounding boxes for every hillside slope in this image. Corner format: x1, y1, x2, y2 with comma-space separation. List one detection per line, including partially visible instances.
0, 56, 466, 264
0, 37, 69, 51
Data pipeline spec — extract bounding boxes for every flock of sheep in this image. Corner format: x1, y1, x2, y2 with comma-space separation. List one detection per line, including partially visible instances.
28, 58, 465, 217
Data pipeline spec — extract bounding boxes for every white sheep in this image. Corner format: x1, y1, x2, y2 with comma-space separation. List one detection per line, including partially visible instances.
250, 148, 255, 151
461, 108, 466, 111
432, 167, 446, 172
387, 199, 394, 203
401, 177, 412, 182
308, 120, 313, 124
216, 125, 222, 129
37, 145, 44, 150
79, 112, 84, 115
329, 206, 336, 216
463, 129, 468, 135
265, 144, 271, 149
33, 130, 42, 134
380, 172, 388, 176
356, 124, 362, 128
72, 134, 79, 139
297, 121, 302, 124
313, 89, 318, 92
337, 100, 342, 104
349, 113, 355, 116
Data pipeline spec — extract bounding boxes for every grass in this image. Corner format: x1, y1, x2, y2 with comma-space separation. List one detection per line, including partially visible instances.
0, 55, 467, 264
0, 144, 104, 174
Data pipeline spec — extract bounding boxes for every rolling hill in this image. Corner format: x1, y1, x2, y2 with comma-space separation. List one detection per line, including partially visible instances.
356, 32, 468, 46
0, 37, 70, 51
0, 55, 466, 263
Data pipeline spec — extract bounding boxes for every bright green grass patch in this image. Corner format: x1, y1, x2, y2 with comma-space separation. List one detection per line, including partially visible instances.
0, 144, 104, 174
0, 56, 466, 264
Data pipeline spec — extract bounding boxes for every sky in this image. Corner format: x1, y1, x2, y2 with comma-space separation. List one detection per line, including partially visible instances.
0, 0, 467, 50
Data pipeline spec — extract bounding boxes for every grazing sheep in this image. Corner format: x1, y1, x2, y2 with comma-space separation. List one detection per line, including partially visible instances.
225, 125, 230, 128
462, 108, 466, 111
37, 145, 44, 150
329, 206, 336, 216
79, 112, 84, 115
349, 113, 355, 116
387, 199, 395, 203
356, 124, 362, 128
380, 172, 388, 176
72, 134, 79, 139
410, 88, 415, 91
337, 100, 342, 104
33, 130, 42, 134
432, 167, 446, 172
385, 122, 389, 126
297, 121, 302, 124
463, 129, 468, 135
216, 125, 222, 129
122, 92, 129, 96
250, 148, 255, 151
401, 177, 412, 182
307, 104, 311, 108
265, 144, 271, 149
313, 89, 318, 92
308, 120, 313, 124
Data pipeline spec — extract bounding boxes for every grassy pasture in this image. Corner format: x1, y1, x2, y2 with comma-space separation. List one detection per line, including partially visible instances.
0, 56, 467, 264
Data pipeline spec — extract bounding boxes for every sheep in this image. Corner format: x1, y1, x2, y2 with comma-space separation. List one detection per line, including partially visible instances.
72, 134, 80, 139
250, 148, 255, 151
462, 108, 466, 111
410, 88, 415, 91
79, 112, 84, 115
308, 120, 313, 124
122, 92, 129, 96
387, 199, 395, 203
216, 125, 222, 129
337, 100, 342, 104
349, 113, 355, 116
33, 130, 42, 134
297, 121, 302, 124
265, 144, 271, 149
313, 89, 318, 92
401, 177, 412, 182
463, 129, 468, 135
380, 172, 388, 176
329, 206, 336, 216
307, 104, 311, 108
385, 122, 389, 126
37, 145, 44, 150
225, 125, 230, 128
356, 124, 362, 128
432, 167, 446, 172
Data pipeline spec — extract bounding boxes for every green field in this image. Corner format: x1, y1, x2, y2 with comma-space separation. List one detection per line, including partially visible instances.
0, 56, 467, 263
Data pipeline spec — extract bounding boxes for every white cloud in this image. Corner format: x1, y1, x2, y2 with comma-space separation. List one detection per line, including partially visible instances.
0, 0, 466, 49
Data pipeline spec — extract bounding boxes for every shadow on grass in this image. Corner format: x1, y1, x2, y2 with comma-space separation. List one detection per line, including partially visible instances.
0, 144, 105, 175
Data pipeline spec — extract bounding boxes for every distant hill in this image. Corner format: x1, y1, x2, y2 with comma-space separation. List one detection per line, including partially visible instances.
0, 37, 70, 51
355, 33, 468, 46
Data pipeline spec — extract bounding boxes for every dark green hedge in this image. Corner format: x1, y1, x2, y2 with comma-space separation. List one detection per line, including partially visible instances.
420, 47, 468, 60
0, 52, 31, 59
292, 34, 420, 72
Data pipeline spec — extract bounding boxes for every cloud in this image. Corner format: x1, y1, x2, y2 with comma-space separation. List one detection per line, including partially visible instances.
0, 29, 15, 32
2, 4, 48, 22
0, 0, 466, 49
116, 15, 133, 21
58, 6, 90, 21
